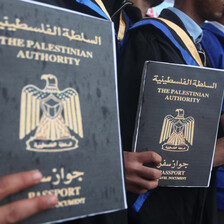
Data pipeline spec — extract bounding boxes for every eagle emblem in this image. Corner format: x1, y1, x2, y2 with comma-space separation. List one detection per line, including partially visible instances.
19, 74, 83, 152
159, 109, 194, 152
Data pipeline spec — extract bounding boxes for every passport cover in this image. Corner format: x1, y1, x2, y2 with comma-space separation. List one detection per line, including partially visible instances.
133, 61, 224, 187
0, 0, 126, 223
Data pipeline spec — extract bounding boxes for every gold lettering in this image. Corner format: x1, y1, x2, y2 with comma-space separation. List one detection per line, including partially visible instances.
162, 170, 186, 175
74, 58, 80, 66
26, 40, 34, 48
28, 192, 36, 198
0, 36, 7, 45
24, 40, 93, 58
56, 197, 85, 208
165, 95, 200, 103
157, 88, 170, 94
16, 50, 81, 66
27, 186, 81, 198
0, 36, 25, 47
17, 50, 25, 59
168, 176, 187, 180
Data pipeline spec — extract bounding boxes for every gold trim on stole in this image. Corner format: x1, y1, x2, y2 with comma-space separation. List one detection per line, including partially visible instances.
157, 18, 203, 67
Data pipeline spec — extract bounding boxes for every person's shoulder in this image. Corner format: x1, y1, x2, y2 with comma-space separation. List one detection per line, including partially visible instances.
130, 17, 165, 32
202, 22, 218, 32
128, 18, 173, 44
202, 24, 221, 44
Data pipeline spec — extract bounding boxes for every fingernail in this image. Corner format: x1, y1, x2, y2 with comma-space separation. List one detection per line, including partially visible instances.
32, 170, 42, 183
48, 195, 58, 207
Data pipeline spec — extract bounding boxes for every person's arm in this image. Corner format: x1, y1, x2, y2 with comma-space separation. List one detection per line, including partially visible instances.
119, 27, 183, 194
0, 170, 57, 224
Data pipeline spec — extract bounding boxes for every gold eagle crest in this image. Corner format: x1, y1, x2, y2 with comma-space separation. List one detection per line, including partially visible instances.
19, 74, 83, 152
159, 109, 194, 152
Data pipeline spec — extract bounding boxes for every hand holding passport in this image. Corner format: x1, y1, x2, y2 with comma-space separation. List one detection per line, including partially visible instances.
124, 151, 162, 194
0, 170, 57, 224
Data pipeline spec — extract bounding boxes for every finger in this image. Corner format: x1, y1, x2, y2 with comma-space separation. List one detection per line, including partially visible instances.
136, 151, 162, 165
0, 195, 57, 224
137, 166, 162, 180
0, 170, 42, 200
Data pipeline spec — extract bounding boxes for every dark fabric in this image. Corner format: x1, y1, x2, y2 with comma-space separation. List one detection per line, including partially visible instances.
124, 5, 143, 24
202, 23, 224, 69
119, 10, 187, 152
31, 0, 141, 33
201, 169, 218, 224
64, 210, 128, 224
202, 22, 224, 211
118, 9, 218, 224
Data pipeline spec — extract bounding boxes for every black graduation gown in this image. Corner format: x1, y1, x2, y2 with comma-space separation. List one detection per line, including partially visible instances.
31, 0, 142, 33
118, 9, 218, 224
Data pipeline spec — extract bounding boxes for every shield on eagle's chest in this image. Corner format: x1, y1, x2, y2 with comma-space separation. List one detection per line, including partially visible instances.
174, 120, 184, 133
41, 94, 62, 119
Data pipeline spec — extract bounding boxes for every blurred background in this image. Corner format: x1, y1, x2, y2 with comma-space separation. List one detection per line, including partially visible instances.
147, 0, 174, 17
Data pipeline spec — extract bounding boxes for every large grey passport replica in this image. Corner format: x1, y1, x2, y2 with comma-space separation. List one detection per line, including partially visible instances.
134, 61, 224, 187
0, 0, 126, 223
